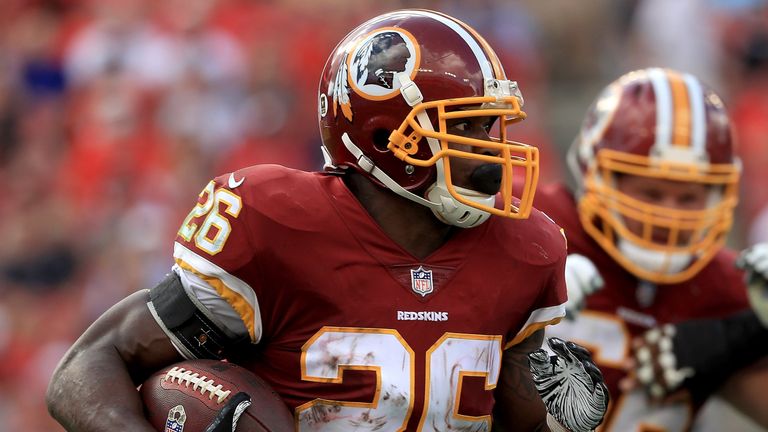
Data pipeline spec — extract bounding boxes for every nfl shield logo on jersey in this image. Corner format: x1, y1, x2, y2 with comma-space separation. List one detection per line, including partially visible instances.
165, 405, 186, 432
410, 266, 434, 297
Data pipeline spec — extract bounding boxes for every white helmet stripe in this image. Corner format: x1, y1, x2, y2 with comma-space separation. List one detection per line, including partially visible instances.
647, 68, 673, 151
682, 72, 706, 154
407, 10, 494, 80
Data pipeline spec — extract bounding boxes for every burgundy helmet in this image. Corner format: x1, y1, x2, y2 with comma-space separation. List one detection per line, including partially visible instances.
568, 68, 741, 283
318, 9, 539, 228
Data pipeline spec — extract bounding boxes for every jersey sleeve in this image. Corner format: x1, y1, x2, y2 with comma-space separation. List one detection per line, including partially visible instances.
504, 226, 568, 350
171, 174, 264, 343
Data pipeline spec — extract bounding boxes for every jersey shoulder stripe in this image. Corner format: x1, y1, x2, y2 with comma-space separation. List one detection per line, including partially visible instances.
173, 242, 262, 342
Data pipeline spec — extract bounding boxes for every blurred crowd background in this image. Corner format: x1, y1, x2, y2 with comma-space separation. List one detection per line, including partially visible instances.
1, 0, 767, 430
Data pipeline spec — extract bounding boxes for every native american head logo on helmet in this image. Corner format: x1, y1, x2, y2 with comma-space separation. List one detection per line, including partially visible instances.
328, 28, 419, 122
353, 31, 412, 90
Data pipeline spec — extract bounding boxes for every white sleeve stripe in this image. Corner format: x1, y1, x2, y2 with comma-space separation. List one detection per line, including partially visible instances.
505, 303, 566, 349
518, 303, 567, 331
172, 265, 250, 340
173, 242, 262, 343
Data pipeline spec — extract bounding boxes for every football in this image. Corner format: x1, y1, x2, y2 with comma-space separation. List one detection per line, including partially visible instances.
140, 359, 293, 432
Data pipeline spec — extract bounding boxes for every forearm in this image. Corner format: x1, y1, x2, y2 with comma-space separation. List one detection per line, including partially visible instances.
492, 354, 561, 432
718, 357, 768, 428
47, 290, 180, 431
493, 330, 550, 431
47, 343, 155, 431
493, 417, 553, 432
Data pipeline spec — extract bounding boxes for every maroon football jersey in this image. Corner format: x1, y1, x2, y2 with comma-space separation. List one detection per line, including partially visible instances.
171, 165, 567, 431
535, 183, 750, 432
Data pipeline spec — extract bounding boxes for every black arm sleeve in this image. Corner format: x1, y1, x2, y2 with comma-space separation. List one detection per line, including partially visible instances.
147, 273, 248, 360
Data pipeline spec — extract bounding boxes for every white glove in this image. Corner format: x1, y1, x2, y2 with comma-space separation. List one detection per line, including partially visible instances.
737, 243, 768, 327
564, 254, 604, 318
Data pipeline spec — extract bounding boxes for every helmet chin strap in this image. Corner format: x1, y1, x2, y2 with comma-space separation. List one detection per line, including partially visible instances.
341, 132, 439, 211
340, 72, 493, 229
341, 133, 492, 229
400, 73, 493, 228
425, 183, 494, 228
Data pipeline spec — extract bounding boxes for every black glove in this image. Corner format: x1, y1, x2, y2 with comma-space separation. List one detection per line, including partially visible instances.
205, 391, 252, 432
630, 311, 768, 402
528, 337, 609, 432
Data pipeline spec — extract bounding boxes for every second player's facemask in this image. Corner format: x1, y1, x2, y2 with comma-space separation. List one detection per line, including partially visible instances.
579, 148, 740, 284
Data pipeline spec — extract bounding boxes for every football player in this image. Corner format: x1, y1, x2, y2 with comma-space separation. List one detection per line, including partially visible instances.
46, 10, 607, 432
537, 67, 768, 431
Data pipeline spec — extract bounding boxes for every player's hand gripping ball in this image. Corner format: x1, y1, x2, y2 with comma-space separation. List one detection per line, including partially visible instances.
140, 360, 293, 432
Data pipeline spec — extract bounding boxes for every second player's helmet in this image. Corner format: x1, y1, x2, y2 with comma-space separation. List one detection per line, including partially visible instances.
569, 68, 741, 284
318, 9, 539, 228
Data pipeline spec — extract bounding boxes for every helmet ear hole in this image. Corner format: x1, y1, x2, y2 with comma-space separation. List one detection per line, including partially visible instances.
372, 128, 392, 152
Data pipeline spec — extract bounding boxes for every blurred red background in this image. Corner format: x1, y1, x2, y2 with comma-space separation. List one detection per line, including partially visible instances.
1, 0, 766, 430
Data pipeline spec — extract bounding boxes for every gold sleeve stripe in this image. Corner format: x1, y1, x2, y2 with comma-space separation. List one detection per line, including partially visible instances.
666, 69, 692, 148
504, 317, 563, 349
173, 241, 262, 343
174, 258, 257, 341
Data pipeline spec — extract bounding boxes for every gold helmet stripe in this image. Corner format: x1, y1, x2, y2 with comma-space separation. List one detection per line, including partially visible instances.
666, 69, 693, 148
